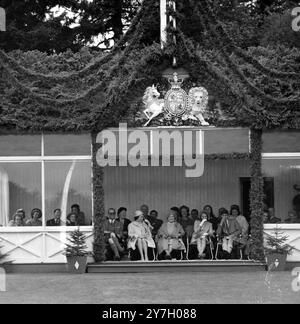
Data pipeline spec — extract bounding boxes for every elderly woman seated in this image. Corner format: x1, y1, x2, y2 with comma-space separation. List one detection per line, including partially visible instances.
217, 209, 242, 259
128, 210, 156, 262
157, 211, 186, 260
190, 211, 214, 259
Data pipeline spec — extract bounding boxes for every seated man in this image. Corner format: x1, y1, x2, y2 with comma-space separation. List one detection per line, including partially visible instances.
103, 208, 125, 261
217, 209, 242, 259
47, 209, 65, 226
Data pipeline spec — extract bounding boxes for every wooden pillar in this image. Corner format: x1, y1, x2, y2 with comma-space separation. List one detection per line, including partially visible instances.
92, 132, 106, 263
249, 129, 265, 261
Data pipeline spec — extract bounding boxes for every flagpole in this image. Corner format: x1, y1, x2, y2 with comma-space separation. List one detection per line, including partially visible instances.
170, 0, 177, 66
161, 0, 177, 66
160, 0, 167, 49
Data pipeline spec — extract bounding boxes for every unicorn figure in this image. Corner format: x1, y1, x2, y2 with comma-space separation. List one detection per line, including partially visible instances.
143, 85, 165, 127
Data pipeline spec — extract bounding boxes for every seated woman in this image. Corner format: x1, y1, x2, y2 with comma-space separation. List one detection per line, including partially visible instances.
67, 213, 78, 226
26, 208, 43, 227
217, 209, 242, 258
8, 210, 26, 227
179, 206, 194, 242
190, 211, 214, 259
128, 210, 155, 262
157, 211, 186, 260
231, 205, 249, 253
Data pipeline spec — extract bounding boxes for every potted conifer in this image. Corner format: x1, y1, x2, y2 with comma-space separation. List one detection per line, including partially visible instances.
0, 245, 6, 264
65, 228, 90, 274
265, 226, 294, 271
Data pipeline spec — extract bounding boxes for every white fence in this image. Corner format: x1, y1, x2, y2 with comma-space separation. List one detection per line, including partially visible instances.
0, 227, 93, 264
1, 225, 300, 264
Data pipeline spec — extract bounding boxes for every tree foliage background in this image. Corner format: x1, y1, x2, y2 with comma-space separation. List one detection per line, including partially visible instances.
0, 0, 299, 53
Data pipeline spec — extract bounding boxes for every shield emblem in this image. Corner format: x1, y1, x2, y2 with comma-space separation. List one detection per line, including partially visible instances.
164, 88, 188, 117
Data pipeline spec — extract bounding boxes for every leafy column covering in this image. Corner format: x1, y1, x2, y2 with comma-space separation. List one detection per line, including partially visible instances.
92, 132, 106, 262
249, 129, 265, 261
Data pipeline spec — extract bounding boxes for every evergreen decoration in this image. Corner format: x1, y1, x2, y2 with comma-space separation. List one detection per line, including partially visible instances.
65, 228, 89, 257
0, 242, 7, 264
0, 0, 299, 132
265, 226, 294, 255
92, 132, 106, 262
249, 129, 265, 261
205, 153, 250, 161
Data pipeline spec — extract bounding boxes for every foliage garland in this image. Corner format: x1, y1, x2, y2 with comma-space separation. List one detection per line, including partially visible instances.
249, 129, 265, 261
0, 4, 145, 84
201, 0, 299, 82
205, 153, 250, 161
0, 38, 143, 106
92, 132, 106, 262
198, 2, 299, 108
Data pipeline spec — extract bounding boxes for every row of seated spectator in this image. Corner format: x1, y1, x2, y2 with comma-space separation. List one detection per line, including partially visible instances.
263, 207, 300, 224
7, 205, 87, 227
103, 204, 251, 261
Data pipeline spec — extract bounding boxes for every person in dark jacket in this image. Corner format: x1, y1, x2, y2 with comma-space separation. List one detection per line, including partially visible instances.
117, 207, 131, 239
140, 204, 163, 237
47, 209, 65, 226
103, 208, 125, 261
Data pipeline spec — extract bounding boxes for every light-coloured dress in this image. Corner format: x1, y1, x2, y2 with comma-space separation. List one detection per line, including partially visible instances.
127, 221, 156, 250
235, 215, 249, 245
190, 220, 214, 245
157, 222, 186, 255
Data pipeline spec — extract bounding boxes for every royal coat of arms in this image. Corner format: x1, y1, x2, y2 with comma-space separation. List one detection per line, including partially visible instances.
142, 72, 210, 127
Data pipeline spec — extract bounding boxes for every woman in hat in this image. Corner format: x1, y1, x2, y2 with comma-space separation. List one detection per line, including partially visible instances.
8, 209, 26, 227
157, 211, 186, 260
26, 208, 43, 226
128, 210, 156, 261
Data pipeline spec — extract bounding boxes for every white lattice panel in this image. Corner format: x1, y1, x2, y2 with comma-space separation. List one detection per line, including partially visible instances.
0, 227, 93, 264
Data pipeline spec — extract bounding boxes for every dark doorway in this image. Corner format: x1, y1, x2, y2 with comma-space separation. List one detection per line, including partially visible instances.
240, 177, 274, 222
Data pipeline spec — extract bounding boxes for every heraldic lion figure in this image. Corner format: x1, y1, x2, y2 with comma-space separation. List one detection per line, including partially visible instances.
188, 87, 209, 126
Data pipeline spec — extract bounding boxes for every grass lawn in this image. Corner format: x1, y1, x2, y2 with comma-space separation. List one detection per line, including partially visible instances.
0, 271, 299, 304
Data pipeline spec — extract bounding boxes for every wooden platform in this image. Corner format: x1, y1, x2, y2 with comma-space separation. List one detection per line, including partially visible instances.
87, 260, 266, 273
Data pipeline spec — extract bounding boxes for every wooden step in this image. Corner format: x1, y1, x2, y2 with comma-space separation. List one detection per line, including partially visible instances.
87, 260, 266, 273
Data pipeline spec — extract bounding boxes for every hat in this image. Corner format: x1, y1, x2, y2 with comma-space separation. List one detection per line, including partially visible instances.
134, 210, 143, 218
31, 208, 42, 219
